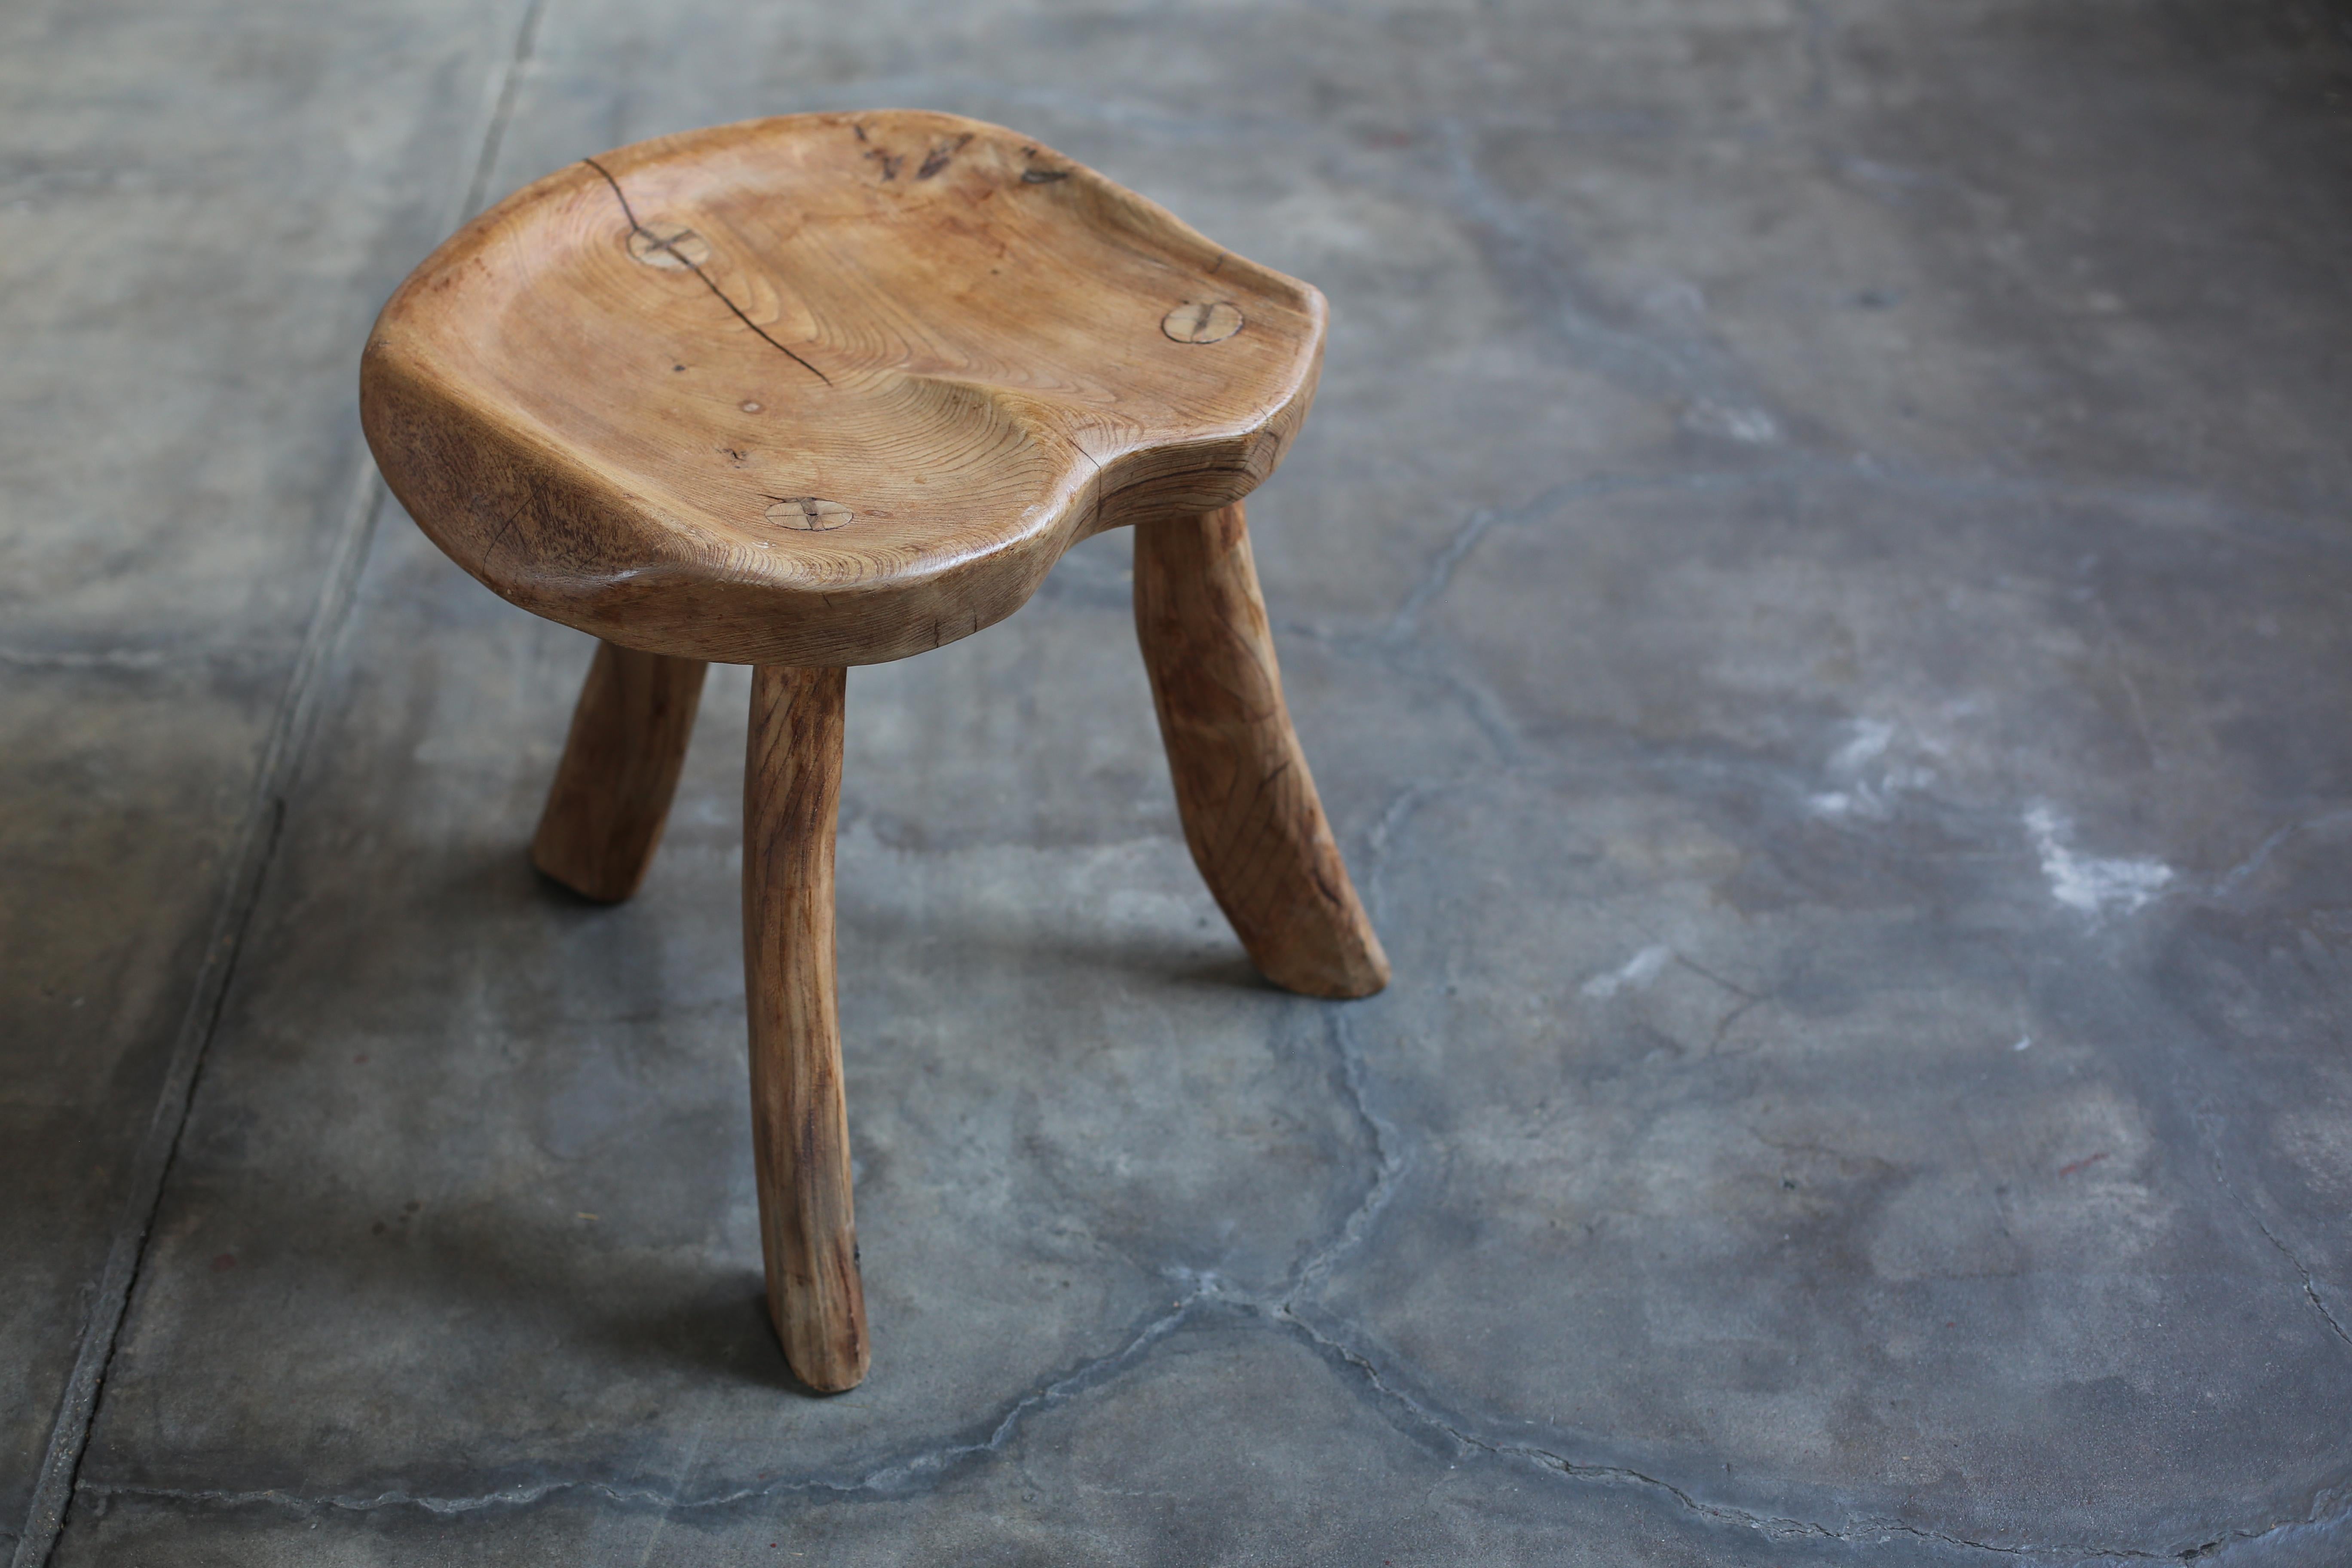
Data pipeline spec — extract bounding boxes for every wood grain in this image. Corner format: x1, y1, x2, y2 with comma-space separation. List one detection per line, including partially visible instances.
742, 663, 868, 1392
530, 640, 709, 902
360, 110, 1325, 668
1134, 503, 1390, 999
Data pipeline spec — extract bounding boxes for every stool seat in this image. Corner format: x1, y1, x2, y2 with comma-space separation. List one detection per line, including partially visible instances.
361, 110, 1324, 666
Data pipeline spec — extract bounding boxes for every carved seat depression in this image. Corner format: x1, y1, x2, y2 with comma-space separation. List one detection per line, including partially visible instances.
359, 111, 1383, 1395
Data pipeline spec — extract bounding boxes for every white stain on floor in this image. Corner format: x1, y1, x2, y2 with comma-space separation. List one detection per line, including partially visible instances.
1683, 399, 1780, 444
2024, 805, 2173, 915
1807, 717, 1939, 819
1581, 943, 1674, 999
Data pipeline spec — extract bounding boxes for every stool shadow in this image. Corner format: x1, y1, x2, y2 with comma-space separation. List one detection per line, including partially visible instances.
469, 835, 1290, 999
834, 892, 1286, 996
243, 1169, 830, 1403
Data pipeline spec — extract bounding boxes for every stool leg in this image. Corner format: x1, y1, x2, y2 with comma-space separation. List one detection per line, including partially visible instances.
1133, 502, 1390, 999
743, 664, 869, 1392
531, 640, 709, 902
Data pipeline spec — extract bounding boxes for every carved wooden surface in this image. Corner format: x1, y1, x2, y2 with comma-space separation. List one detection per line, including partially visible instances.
360, 110, 1325, 668
530, 640, 709, 901
1134, 503, 1390, 999
742, 664, 867, 1392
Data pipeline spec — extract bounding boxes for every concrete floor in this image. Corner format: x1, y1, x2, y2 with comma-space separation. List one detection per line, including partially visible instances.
7, 0, 2352, 1562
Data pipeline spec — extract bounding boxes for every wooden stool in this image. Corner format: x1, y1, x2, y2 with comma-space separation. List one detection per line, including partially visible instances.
359, 111, 1388, 1393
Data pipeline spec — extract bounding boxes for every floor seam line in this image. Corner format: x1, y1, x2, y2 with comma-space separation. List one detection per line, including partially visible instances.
5, 458, 384, 1568
5, 3, 549, 1559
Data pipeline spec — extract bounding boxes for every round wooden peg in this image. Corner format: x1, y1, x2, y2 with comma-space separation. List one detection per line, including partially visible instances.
765, 497, 854, 531
1162, 300, 1244, 344
628, 222, 713, 270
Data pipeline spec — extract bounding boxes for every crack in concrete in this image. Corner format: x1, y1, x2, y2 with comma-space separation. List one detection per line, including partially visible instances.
1363, 447, 2352, 677
1267, 1299, 2347, 1563
77, 1287, 1213, 1521
1430, 114, 1736, 410
1286, 1010, 1406, 1308
2198, 1114, 2352, 1355
2208, 807, 2352, 903
2248, 1207, 2352, 1352
1380, 465, 1804, 643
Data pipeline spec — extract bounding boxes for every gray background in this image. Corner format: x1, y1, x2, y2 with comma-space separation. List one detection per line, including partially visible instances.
6, 0, 2350, 1562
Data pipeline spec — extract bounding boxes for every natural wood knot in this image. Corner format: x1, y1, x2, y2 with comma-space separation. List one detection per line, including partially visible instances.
628, 222, 712, 270
1162, 300, 1244, 344
765, 497, 854, 531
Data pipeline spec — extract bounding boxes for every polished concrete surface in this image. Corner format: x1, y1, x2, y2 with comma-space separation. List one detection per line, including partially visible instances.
6, 0, 2352, 1562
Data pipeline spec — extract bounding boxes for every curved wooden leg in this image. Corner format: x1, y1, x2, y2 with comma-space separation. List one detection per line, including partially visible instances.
1133, 502, 1390, 999
743, 664, 869, 1392
531, 640, 709, 902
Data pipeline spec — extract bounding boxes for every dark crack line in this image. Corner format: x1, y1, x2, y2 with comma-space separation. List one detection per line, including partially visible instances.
581, 156, 830, 386
1382, 463, 1809, 644
480, 498, 528, 574
1075, 440, 1106, 534
2199, 1114, 2352, 1354
1707, 993, 1765, 1051
1341, 631, 1525, 762
1669, 949, 1761, 1003
1380, 448, 2352, 665
2253, 1218, 2352, 1349
2209, 807, 2352, 901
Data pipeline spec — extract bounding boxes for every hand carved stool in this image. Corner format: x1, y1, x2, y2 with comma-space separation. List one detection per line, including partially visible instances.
359, 111, 1387, 1393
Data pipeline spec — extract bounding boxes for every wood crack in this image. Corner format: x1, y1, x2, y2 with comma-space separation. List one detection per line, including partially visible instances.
580, 156, 831, 387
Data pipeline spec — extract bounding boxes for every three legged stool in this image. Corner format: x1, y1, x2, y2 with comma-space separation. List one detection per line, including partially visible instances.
360, 111, 1388, 1392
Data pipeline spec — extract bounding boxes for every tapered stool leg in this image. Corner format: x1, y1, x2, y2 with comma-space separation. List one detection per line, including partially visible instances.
743, 664, 869, 1392
1133, 502, 1390, 999
532, 640, 709, 901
